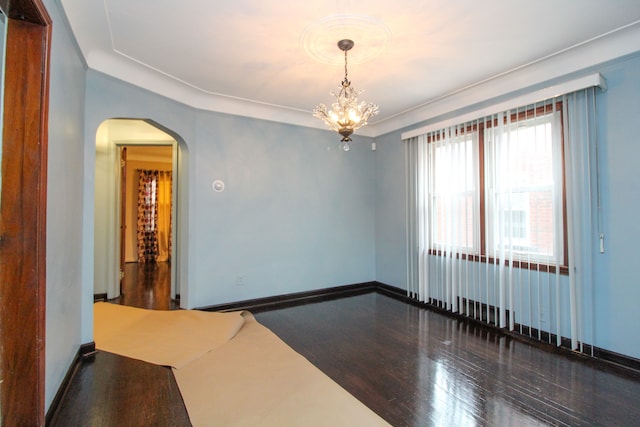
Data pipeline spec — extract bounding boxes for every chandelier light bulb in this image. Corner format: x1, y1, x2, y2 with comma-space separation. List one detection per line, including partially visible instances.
313, 39, 379, 151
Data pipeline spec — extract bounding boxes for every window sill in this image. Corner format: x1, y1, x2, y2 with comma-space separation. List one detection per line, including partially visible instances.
427, 249, 569, 275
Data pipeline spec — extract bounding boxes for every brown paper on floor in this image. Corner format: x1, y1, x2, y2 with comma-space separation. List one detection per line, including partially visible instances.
94, 302, 245, 368
173, 312, 391, 427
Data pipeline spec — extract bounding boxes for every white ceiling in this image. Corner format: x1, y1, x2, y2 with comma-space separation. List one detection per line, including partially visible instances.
60, 0, 640, 136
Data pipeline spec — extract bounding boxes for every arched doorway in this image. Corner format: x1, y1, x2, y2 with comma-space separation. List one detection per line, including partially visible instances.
94, 119, 185, 307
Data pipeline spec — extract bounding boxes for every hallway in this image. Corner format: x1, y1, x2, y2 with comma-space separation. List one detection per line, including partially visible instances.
115, 262, 179, 310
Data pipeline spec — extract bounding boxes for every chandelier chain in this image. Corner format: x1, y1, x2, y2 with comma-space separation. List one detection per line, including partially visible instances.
344, 49, 348, 82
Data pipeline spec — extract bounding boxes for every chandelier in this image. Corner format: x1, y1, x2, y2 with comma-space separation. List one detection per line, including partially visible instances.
313, 39, 379, 151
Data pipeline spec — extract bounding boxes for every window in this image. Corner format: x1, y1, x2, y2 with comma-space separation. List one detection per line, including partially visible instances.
429, 131, 479, 252
426, 102, 566, 269
406, 84, 599, 343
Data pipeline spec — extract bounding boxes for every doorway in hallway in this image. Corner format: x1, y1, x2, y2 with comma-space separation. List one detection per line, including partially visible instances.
117, 144, 178, 310
116, 261, 178, 310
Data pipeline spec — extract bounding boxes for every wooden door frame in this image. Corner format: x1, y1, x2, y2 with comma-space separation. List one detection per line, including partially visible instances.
0, 0, 51, 425
115, 141, 177, 298
119, 146, 127, 295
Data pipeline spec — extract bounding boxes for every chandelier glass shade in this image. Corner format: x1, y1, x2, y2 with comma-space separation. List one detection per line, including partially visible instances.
313, 39, 378, 151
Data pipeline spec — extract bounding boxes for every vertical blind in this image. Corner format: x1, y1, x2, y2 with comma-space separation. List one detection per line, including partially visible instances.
405, 85, 600, 351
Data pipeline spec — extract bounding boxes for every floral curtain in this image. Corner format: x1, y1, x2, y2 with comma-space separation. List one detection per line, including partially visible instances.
136, 170, 172, 263
137, 170, 160, 263
156, 171, 172, 262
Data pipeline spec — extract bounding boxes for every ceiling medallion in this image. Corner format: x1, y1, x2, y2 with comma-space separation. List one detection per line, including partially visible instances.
301, 14, 391, 66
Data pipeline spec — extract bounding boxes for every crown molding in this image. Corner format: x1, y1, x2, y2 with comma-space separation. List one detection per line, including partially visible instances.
369, 20, 640, 138
86, 20, 640, 139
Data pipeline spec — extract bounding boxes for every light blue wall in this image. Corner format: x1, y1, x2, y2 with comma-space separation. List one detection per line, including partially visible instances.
0, 14, 5, 177
374, 128, 407, 288
43, 0, 87, 411
591, 53, 640, 359
190, 110, 376, 305
374, 52, 640, 360
84, 71, 376, 309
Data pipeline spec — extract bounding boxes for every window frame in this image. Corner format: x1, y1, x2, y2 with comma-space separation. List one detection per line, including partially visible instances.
426, 102, 569, 274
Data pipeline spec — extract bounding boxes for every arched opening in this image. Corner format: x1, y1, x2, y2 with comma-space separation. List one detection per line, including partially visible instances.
94, 118, 188, 308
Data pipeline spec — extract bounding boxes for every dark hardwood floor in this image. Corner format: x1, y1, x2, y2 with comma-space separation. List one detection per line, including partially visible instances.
49, 261, 184, 426
48, 351, 190, 427
256, 293, 640, 426
111, 262, 179, 310
52, 290, 640, 426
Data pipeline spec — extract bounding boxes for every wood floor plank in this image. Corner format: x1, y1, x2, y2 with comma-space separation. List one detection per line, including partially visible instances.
48, 351, 191, 426
53, 292, 640, 426
255, 293, 640, 426
114, 262, 178, 310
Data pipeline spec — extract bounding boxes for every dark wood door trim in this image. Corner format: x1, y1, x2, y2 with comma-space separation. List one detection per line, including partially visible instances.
119, 146, 127, 295
0, 0, 51, 425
